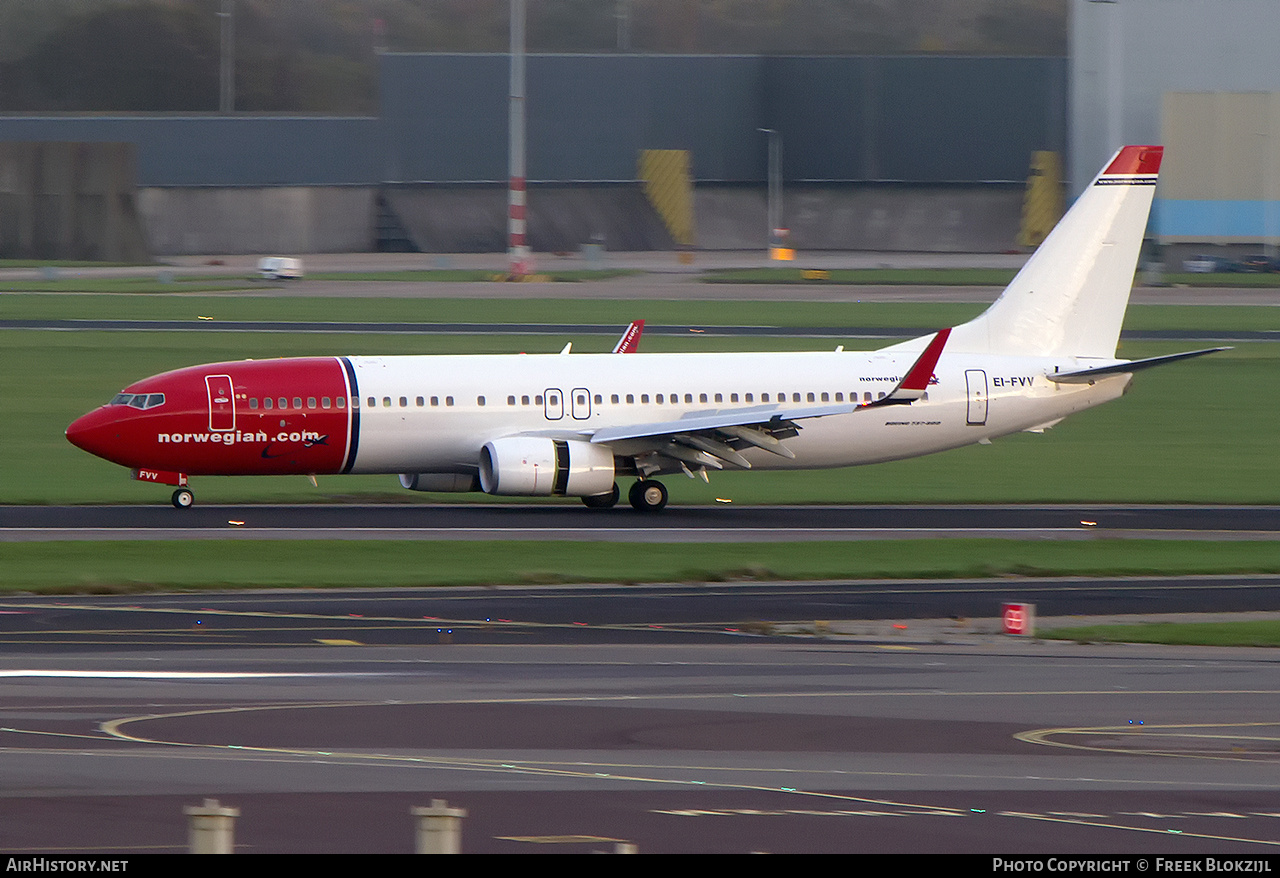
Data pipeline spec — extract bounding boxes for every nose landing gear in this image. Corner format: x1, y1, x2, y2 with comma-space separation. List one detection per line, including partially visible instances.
171, 488, 195, 509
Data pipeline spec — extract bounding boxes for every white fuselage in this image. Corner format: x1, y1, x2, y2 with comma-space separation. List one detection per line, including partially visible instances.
345, 349, 1129, 475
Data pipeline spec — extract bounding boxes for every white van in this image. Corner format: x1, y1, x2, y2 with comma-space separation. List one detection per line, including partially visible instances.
257, 257, 304, 280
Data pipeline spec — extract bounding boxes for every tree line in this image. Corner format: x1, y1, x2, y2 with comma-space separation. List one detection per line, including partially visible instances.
0, 0, 1065, 114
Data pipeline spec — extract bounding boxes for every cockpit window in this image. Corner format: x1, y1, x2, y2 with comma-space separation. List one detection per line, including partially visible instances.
109, 393, 165, 410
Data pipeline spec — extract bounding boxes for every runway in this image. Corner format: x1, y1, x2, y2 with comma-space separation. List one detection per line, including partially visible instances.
0, 592, 1278, 854
5, 503, 1280, 542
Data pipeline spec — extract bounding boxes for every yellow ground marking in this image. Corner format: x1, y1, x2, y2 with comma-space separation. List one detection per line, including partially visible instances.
1017, 721, 1280, 762
497, 835, 627, 844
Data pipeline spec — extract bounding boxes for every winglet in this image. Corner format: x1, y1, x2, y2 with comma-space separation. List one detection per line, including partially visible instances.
613, 320, 645, 354
869, 328, 950, 406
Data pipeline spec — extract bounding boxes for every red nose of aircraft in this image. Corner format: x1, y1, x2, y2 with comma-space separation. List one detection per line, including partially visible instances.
65, 406, 128, 465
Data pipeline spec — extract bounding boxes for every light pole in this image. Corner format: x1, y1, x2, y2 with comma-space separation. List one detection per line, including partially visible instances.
758, 127, 785, 259
218, 0, 235, 114
508, 0, 530, 275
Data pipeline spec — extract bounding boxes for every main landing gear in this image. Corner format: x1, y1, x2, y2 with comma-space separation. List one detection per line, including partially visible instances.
171, 488, 194, 509
628, 479, 668, 512
581, 482, 620, 508
578, 479, 669, 511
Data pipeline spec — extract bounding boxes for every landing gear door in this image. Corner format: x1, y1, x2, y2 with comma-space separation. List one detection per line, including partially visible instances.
966, 369, 988, 426
206, 374, 235, 432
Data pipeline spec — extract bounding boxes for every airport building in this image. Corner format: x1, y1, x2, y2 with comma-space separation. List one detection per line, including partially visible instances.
2, 0, 1278, 257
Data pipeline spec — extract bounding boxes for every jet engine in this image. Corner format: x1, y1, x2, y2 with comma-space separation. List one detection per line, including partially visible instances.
398, 473, 480, 492
478, 437, 615, 496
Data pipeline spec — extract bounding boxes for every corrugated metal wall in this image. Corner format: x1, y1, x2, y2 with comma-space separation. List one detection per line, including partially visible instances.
381, 53, 1065, 184
0, 55, 1065, 187
0, 116, 381, 186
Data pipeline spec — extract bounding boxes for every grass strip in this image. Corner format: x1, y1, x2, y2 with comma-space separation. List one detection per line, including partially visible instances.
1, 539, 1278, 594
1042, 619, 1280, 647
6, 294, 1280, 333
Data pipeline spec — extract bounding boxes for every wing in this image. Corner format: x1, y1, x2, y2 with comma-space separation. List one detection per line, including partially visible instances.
586, 329, 950, 475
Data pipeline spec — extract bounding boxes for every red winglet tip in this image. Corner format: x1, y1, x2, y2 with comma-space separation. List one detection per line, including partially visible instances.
1103, 145, 1163, 176
901, 327, 950, 391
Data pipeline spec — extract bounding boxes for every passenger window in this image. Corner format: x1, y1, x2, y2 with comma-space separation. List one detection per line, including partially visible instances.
446, 396, 454, 406
399, 397, 407, 408
794, 393, 802, 402
308, 397, 317, 409
508, 396, 516, 406
730, 393, 738, 402
382, 397, 391, 408
322, 397, 331, 409
367, 397, 376, 407
762, 393, 770, 402
249, 398, 259, 410
640, 394, 649, 403
279, 398, 288, 410
656, 394, 664, 404
699, 393, 707, 403
477, 396, 485, 406
293, 397, 303, 409
595, 394, 603, 404
626, 394, 634, 404
431, 396, 439, 406
807, 393, 815, 402
340, 397, 349, 409
522, 395, 530, 405
416, 397, 424, 407
535, 395, 543, 405
685, 393, 693, 403
820, 392, 828, 402
610, 394, 619, 404
745, 393, 753, 402
835, 392, 843, 402
713, 393, 721, 403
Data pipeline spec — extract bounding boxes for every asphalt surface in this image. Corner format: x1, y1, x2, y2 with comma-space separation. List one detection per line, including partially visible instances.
0, 591, 1278, 854
5, 503, 1280, 543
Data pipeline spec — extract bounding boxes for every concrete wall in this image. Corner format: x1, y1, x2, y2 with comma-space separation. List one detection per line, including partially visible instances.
137, 187, 376, 254
0, 141, 150, 261
384, 185, 673, 253
696, 185, 1024, 251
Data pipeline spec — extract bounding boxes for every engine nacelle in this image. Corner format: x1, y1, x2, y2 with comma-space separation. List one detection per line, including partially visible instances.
479, 437, 615, 497
398, 473, 480, 493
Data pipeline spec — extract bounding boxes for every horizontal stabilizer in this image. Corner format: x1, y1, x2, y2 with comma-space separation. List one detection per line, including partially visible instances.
1047, 348, 1229, 384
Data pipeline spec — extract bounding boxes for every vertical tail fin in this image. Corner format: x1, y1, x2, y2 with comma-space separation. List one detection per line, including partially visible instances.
946, 145, 1163, 358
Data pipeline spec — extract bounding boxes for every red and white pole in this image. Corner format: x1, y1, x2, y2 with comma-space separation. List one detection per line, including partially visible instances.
508, 0, 530, 276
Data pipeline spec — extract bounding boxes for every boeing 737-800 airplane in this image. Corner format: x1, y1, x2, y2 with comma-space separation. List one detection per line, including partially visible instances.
66, 145, 1222, 510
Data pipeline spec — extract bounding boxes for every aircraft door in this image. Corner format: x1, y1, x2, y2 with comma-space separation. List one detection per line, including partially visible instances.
965, 370, 988, 426
571, 387, 591, 420
205, 374, 235, 432
544, 388, 564, 420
